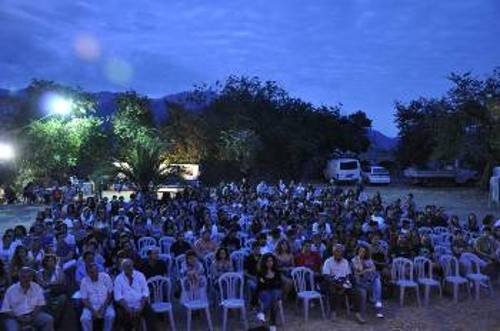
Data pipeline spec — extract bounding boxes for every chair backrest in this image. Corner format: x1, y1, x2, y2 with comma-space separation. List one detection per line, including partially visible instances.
439, 233, 454, 247
204, 252, 216, 277
180, 275, 208, 303
158, 254, 173, 276
138, 237, 157, 251
218, 272, 244, 301
434, 245, 451, 258
413, 256, 433, 279
433, 227, 448, 236
175, 254, 186, 277
147, 275, 172, 303
418, 227, 433, 237
460, 252, 483, 274
230, 250, 246, 272
140, 245, 158, 259
291, 266, 315, 293
440, 254, 460, 277
159, 236, 175, 255
392, 257, 414, 282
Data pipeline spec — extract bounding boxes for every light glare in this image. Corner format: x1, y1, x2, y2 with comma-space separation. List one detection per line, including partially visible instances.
0, 143, 15, 161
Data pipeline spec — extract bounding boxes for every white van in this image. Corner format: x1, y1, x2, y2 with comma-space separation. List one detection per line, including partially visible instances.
324, 158, 361, 183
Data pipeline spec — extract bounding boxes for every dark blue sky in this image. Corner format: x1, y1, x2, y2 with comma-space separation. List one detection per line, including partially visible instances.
1, 0, 499, 136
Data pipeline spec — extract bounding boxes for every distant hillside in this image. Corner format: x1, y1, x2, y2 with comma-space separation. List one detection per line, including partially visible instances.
366, 129, 398, 151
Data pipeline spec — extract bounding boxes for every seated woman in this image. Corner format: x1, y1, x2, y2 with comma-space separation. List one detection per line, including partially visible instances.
351, 245, 383, 318
256, 253, 282, 331
36, 254, 67, 325
211, 247, 233, 283
9, 245, 33, 283
274, 239, 294, 300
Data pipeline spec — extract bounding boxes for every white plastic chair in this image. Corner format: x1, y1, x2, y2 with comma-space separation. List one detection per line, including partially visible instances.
376, 240, 389, 254
291, 267, 326, 321
413, 256, 442, 305
230, 251, 246, 273
437, 233, 454, 248
434, 245, 451, 259
147, 276, 176, 331
392, 257, 421, 307
218, 272, 248, 331
180, 275, 214, 331
440, 254, 471, 303
460, 252, 494, 299
138, 236, 157, 252
418, 227, 433, 237
159, 236, 175, 255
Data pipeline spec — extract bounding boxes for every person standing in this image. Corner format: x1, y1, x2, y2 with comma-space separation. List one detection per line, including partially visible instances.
1, 267, 54, 331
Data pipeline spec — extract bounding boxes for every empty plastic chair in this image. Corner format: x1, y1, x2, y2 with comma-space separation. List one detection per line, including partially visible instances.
461, 253, 494, 300
392, 257, 421, 307
138, 236, 157, 252
414, 256, 442, 305
230, 251, 246, 273
291, 267, 326, 321
440, 254, 471, 303
147, 276, 176, 331
218, 272, 248, 331
180, 275, 214, 331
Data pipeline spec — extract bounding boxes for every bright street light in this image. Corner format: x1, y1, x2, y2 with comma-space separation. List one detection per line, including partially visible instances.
0, 143, 15, 161
41, 92, 73, 116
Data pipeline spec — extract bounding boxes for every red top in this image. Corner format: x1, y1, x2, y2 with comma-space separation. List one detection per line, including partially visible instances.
295, 251, 323, 273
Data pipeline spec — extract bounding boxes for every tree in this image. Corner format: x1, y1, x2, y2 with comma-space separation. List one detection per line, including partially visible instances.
20, 80, 107, 182
111, 91, 172, 191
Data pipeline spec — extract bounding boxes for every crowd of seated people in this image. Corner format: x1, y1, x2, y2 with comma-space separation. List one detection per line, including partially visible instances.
0, 180, 498, 331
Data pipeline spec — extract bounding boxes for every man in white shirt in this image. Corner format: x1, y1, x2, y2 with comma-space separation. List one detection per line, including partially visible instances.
113, 259, 152, 331
1, 267, 54, 331
80, 263, 115, 331
322, 245, 365, 324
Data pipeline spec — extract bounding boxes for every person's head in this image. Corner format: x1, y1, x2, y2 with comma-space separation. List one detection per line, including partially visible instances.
42, 254, 57, 270
276, 239, 290, 255
2, 231, 13, 244
19, 267, 34, 288
147, 247, 159, 261
482, 226, 492, 237
251, 241, 260, 254
215, 247, 229, 261
302, 240, 312, 253
13, 245, 27, 260
83, 251, 95, 264
355, 245, 370, 260
14, 225, 27, 238
259, 253, 277, 272
257, 233, 267, 246
121, 258, 134, 276
332, 244, 345, 261
186, 250, 197, 266
86, 262, 98, 281
201, 230, 211, 241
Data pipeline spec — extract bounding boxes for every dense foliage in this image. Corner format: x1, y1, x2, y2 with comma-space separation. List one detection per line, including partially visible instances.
394, 68, 500, 185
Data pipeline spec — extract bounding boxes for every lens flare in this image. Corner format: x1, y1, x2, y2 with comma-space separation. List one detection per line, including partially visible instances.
74, 34, 101, 61
104, 57, 133, 85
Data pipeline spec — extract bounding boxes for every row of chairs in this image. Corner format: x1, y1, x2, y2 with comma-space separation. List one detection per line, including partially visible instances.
392, 253, 494, 307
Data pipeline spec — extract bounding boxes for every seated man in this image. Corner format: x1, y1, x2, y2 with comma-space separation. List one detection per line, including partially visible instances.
140, 247, 167, 279
80, 263, 115, 331
76, 250, 106, 285
114, 259, 153, 331
322, 244, 365, 324
1, 267, 54, 331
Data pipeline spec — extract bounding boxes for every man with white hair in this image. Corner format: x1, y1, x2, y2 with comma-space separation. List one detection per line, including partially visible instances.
80, 262, 115, 331
113, 258, 152, 331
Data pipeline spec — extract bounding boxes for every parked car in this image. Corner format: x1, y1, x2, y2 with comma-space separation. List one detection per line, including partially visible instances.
324, 158, 361, 183
363, 166, 391, 185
